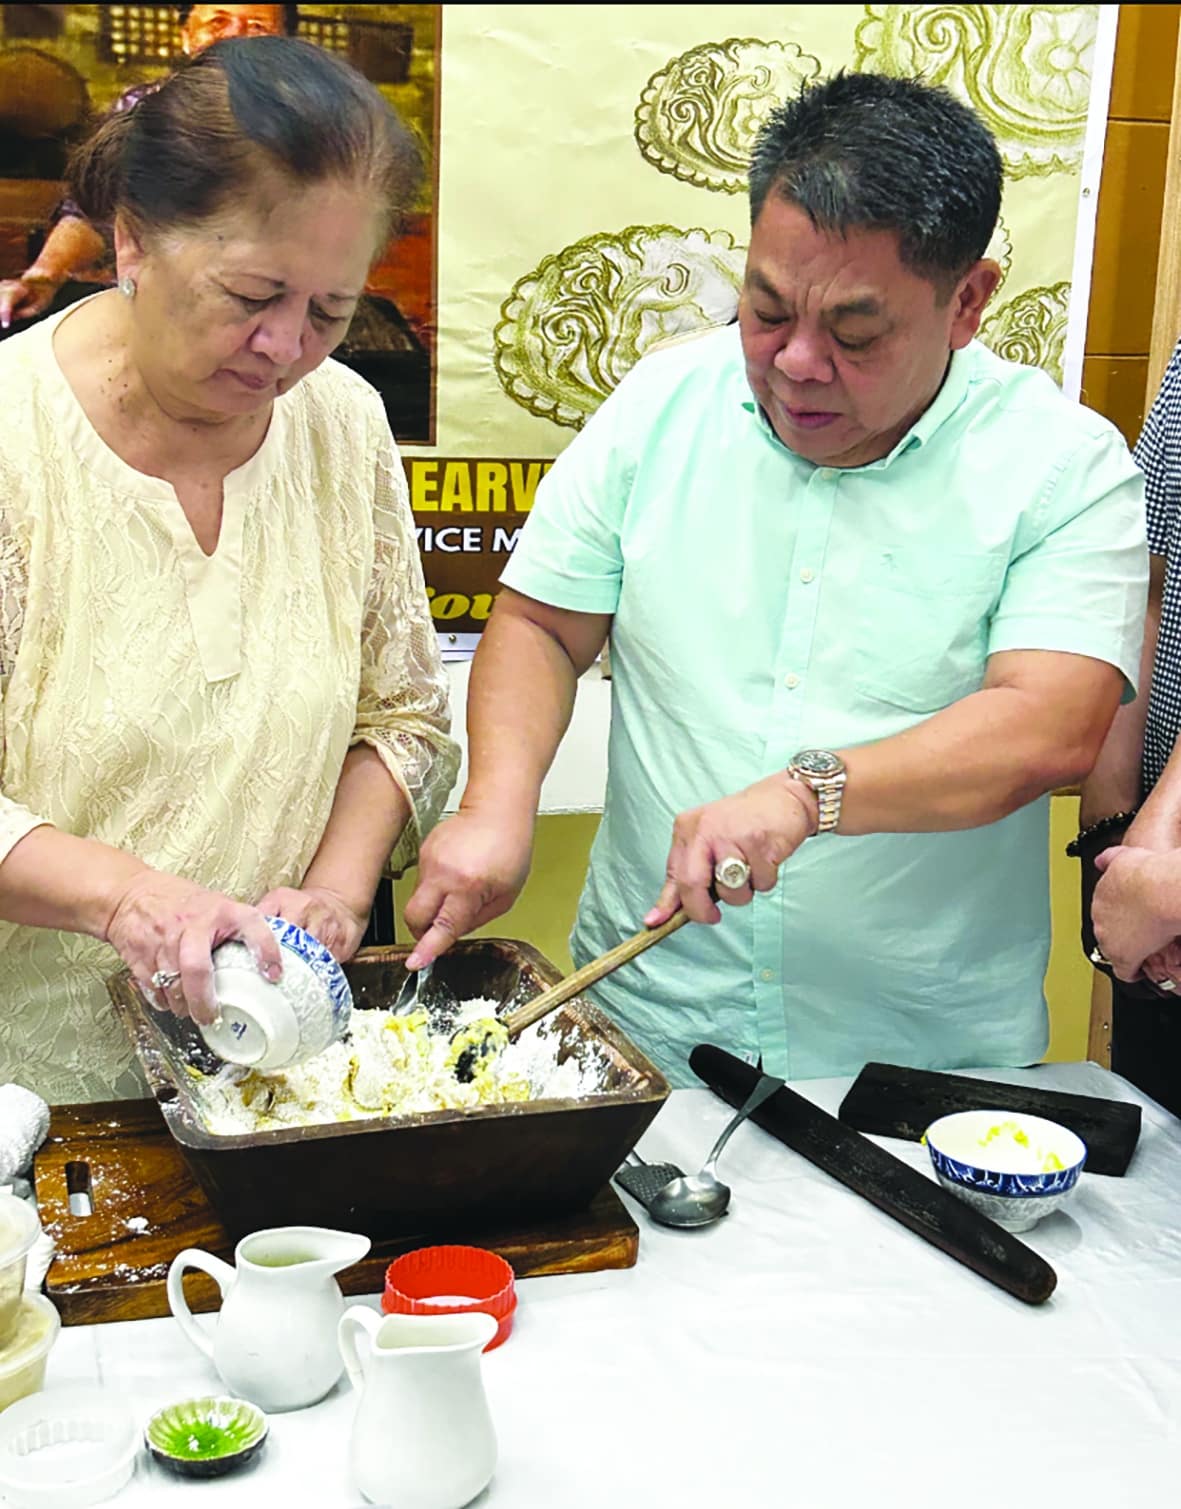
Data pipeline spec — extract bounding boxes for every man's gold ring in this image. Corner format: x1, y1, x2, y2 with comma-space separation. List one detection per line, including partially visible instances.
714, 856, 751, 890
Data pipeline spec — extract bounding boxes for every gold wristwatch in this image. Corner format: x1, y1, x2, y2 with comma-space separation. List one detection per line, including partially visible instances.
786, 749, 847, 833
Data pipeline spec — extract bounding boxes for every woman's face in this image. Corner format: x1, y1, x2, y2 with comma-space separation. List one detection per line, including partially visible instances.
116, 180, 380, 424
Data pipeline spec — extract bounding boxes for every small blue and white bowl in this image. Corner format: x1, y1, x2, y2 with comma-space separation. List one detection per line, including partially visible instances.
923, 1109, 1087, 1233
200, 916, 353, 1072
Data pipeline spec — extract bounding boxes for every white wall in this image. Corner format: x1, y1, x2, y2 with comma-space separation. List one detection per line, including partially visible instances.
443, 660, 609, 815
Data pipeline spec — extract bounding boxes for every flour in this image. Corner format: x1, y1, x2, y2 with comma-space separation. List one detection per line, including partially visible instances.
195, 997, 611, 1135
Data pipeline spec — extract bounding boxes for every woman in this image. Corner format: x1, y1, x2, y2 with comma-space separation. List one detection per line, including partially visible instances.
0, 35, 458, 1102
1079, 341, 1181, 1115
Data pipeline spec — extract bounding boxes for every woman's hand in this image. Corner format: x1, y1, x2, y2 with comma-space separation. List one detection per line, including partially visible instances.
105, 871, 281, 1025
402, 807, 534, 968
255, 885, 370, 962
645, 773, 818, 927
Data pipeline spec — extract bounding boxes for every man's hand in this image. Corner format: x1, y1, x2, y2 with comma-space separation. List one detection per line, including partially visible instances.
255, 885, 370, 962
645, 773, 818, 926
402, 808, 534, 968
1092, 845, 1179, 985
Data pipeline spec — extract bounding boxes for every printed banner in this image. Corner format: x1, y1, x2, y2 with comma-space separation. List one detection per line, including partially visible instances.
419, 3, 1115, 646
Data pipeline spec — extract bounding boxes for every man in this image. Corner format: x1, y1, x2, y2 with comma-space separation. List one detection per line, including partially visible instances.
0, 5, 298, 331
406, 72, 1148, 1086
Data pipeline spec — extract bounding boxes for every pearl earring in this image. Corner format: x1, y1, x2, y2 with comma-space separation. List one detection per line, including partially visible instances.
118, 275, 136, 299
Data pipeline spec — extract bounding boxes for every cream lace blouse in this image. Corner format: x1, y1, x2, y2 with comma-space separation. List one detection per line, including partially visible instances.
0, 308, 459, 1103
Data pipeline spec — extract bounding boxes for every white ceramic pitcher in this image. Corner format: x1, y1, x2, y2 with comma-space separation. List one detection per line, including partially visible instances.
167, 1225, 370, 1412
338, 1307, 498, 1509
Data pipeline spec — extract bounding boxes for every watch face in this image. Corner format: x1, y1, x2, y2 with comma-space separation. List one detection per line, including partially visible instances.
793, 749, 844, 778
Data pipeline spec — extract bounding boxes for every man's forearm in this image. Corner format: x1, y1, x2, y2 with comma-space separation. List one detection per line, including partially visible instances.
836, 666, 1124, 835
461, 610, 580, 816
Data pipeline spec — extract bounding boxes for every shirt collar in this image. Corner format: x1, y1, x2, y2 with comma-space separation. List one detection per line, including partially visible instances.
738, 341, 975, 471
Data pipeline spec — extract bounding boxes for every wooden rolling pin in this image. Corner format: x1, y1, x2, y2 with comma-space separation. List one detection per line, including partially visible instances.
689, 1043, 1058, 1306
450, 909, 690, 1080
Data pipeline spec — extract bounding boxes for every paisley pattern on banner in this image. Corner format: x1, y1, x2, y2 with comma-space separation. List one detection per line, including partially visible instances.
634, 39, 824, 193
853, 4, 1098, 179
493, 226, 746, 429
978, 281, 1072, 385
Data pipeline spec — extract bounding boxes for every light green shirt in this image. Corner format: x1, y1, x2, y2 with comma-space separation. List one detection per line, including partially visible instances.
501, 329, 1148, 1086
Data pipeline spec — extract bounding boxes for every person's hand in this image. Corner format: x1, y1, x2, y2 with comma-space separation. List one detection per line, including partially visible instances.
645, 773, 818, 927
104, 870, 282, 1025
0, 272, 60, 330
255, 884, 369, 962
1092, 845, 1178, 985
402, 807, 534, 969
1140, 939, 1181, 996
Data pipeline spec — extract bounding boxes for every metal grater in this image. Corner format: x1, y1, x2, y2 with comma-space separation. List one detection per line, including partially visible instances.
614, 1156, 684, 1207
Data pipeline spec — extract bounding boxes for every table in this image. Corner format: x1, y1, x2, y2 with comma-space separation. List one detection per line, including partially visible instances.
36, 1063, 1181, 1506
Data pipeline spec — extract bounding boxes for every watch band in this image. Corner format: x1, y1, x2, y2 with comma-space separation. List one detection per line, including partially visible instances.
812, 777, 845, 833
786, 752, 847, 834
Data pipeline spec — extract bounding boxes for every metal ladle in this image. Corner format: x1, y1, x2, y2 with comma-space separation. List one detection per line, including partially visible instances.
647, 1072, 784, 1228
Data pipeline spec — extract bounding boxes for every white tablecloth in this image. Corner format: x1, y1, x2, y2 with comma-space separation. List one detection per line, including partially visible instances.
31, 1063, 1181, 1507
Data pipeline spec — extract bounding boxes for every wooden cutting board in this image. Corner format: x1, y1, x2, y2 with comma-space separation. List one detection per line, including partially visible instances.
838, 1062, 1141, 1176
34, 1100, 639, 1326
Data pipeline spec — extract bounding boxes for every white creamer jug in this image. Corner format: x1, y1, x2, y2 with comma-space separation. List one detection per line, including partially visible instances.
167, 1225, 370, 1411
338, 1307, 498, 1508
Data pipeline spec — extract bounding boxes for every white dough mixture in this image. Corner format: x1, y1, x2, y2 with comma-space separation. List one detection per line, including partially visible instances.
195, 998, 610, 1134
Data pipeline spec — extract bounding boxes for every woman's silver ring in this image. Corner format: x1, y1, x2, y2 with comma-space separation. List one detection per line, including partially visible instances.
1156, 977, 1178, 993
714, 856, 751, 890
150, 969, 181, 991
1089, 946, 1110, 966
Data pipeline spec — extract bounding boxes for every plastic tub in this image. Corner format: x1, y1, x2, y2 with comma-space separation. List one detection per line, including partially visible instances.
0, 1383, 138, 1508
0, 1295, 59, 1414
0, 1199, 42, 1350
382, 1245, 517, 1350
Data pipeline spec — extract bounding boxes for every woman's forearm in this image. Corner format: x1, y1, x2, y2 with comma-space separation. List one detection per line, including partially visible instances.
301, 744, 410, 914
0, 825, 149, 938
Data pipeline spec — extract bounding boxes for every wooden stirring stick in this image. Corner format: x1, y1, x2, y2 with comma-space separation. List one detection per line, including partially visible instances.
450, 909, 691, 1080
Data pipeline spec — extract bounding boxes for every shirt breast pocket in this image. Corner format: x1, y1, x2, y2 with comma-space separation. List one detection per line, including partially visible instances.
852, 550, 999, 714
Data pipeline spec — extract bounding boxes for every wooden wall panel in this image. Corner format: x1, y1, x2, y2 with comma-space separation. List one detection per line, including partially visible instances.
1080, 354, 1151, 443
1108, 3, 1181, 119
1085, 120, 1171, 360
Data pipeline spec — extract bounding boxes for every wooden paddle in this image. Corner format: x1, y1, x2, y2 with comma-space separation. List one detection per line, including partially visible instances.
450, 909, 690, 1081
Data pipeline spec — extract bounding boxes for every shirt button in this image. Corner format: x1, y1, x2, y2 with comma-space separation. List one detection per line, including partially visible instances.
784, 673, 800, 689
799, 568, 815, 584
817, 468, 836, 481
760, 969, 775, 983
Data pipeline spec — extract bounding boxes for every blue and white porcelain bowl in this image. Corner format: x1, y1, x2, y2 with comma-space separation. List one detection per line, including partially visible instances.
201, 916, 353, 1072
924, 1109, 1087, 1234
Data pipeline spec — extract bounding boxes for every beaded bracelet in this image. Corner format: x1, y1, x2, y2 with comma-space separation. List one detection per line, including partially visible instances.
1064, 808, 1139, 858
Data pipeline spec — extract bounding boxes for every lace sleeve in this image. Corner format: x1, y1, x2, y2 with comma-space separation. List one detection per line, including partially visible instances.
0, 501, 50, 863
353, 423, 460, 876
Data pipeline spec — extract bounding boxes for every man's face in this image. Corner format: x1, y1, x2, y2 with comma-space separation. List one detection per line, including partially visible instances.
181, 5, 287, 55
738, 195, 998, 469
